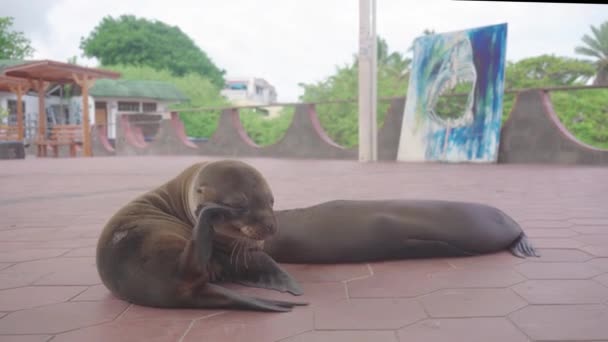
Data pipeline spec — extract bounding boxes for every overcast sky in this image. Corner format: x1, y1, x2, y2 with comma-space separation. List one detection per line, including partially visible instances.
3, 0, 607, 101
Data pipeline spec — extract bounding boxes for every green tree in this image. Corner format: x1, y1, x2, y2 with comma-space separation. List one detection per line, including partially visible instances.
504, 54, 595, 89
575, 21, 608, 85
500, 54, 596, 121
80, 15, 225, 87
298, 37, 411, 147
0, 17, 34, 59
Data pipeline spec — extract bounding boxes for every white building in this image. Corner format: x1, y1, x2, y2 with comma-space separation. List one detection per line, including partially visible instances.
221, 77, 278, 106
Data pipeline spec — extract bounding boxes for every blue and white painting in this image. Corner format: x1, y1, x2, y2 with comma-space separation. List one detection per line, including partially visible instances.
397, 23, 507, 162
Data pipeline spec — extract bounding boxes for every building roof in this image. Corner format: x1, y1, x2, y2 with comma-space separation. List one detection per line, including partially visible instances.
1, 59, 120, 83
90, 79, 189, 102
0, 60, 30, 72
0, 75, 31, 93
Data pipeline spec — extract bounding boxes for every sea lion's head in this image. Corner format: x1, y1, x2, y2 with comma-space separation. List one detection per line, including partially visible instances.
190, 160, 276, 247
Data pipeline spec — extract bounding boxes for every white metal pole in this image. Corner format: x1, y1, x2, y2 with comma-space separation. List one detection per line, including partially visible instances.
358, 0, 378, 162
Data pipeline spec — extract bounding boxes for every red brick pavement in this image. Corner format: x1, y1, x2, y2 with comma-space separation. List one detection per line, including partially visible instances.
1, 156, 607, 341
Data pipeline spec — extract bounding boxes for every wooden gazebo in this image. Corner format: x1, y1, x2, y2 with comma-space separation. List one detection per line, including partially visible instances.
1, 60, 121, 157
0, 75, 31, 141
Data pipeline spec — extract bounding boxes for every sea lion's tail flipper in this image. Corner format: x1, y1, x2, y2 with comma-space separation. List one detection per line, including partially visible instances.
509, 233, 540, 258
193, 283, 308, 312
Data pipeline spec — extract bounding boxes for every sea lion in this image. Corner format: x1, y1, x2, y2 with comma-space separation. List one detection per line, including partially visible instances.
96, 160, 305, 312
265, 199, 538, 264
97, 159, 538, 313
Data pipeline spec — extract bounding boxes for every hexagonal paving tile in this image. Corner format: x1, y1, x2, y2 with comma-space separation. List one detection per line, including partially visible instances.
0, 300, 128, 334
281, 330, 398, 342
512, 279, 608, 304
0, 336, 52, 342
0, 248, 69, 263
347, 273, 439, 298
71, 284, 114, 301
0, 270, 46, 290
515, 262, 602, 279
33, 266, 101, 286
369, 258, 454, 275
280, 263, 371, 282
521, 220, 573, 228
314, 298, 426, 330
397, 318, 529, 342
582, 245, 608, 257
510, 304, 608, 341
572, 225, 608, 234
120, 304, 222, 321
595, 273, 608, 287
568, 218, 608, 226
445, 252, 525, 269
525, 228, 577, 238
0, 286, 86, 311
427, 268, 525, 288
587, 258, 608, 272
51, 319, 191, 342
183, 307, 313, 342
529, 238, 585, 249
533, 249, 593, 262
576, 235, 608, 246
63, 247, 96, 257
419, 288, 527, 317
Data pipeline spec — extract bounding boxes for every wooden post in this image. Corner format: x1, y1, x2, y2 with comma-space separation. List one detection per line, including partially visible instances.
31, 79, 49, 157
8, 84, 28, 140
73, 73, 96, 157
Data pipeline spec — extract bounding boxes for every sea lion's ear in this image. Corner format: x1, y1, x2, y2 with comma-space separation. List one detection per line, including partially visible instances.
196, 186, 217, 201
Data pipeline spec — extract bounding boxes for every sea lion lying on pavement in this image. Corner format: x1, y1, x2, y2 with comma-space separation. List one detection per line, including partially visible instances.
97, 159, 537, 312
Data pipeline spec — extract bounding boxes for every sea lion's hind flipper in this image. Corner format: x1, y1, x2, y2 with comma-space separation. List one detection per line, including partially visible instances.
226, 251, 304, 296
194, 283, 307, 312
509, 234, 540, 258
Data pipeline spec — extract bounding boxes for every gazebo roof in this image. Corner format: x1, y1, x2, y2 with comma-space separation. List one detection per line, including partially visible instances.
2, 59, 121, 83
0, 75, 31, 93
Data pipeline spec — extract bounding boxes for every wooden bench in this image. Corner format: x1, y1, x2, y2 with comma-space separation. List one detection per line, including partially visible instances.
36, 125, 83, 157
0, 125, 19, 141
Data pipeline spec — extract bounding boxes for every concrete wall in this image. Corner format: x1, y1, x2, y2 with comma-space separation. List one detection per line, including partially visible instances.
108, 99, 406, 160
93, 91, 608, 165
498, 90, 608, 165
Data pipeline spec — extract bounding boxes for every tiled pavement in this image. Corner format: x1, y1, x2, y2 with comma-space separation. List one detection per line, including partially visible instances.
1, 155, 608, 342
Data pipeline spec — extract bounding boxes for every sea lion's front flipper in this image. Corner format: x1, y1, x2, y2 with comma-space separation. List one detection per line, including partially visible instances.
225, 251, 304, 296
179, 204, 236, 275
195, 283, 307, 312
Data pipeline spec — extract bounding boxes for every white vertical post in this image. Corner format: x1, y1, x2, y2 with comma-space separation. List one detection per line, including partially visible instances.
358, 0, 378, 162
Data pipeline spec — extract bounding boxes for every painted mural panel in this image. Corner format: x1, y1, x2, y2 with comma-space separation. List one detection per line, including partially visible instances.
397, 23, 508, 162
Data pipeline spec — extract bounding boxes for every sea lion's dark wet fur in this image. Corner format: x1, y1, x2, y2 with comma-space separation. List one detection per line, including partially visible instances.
97, 160, 537, 312
266, 199, 538, 264
97, 160, 304, 312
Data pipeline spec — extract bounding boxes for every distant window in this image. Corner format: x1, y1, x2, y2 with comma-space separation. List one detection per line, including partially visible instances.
118, 102, 140, 112
142, 102, 157, 112
6, 100, 25, 125
255, 86, 264, 95
226, 83, 247, 90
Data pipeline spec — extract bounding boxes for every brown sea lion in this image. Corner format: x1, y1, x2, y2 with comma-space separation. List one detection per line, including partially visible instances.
266, 199, 538, 264
97, 159, 538, 313
96, 160, 305, 312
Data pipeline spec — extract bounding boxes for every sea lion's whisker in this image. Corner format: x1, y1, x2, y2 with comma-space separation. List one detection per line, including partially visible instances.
229, 239, 238, 266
